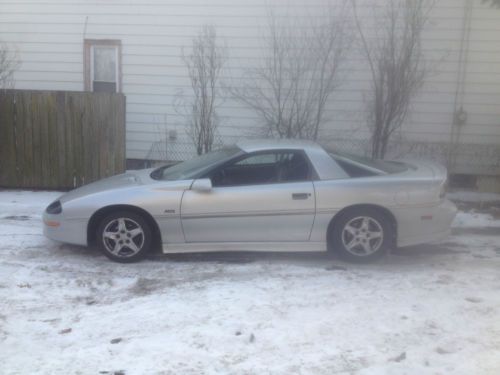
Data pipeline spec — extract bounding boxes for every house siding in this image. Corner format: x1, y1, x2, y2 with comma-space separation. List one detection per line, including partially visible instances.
0, 0, 499, 174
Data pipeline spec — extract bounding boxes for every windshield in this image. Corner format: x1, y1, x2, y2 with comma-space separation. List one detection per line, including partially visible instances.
329, 150, 408, 174
151, 147, 241, 181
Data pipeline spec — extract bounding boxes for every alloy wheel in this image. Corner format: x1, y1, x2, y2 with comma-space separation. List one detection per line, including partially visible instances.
341, 216, 384, 256
102, 217, 145, 258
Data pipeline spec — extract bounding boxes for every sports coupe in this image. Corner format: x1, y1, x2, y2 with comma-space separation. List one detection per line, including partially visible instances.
43, 140, 457, 263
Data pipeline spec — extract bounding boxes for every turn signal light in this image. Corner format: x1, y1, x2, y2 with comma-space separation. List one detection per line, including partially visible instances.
44, 220, 60, 227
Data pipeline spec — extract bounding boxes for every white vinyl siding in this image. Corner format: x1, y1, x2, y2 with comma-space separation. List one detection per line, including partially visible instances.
0, 0, 499, 174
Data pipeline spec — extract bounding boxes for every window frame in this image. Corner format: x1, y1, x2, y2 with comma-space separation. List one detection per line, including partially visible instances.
84, 39, 122, 93
204, 149, 318, 188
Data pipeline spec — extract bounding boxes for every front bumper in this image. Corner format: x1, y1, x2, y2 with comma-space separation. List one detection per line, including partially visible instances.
43, 211, 88, 246
394, 199, 458, 248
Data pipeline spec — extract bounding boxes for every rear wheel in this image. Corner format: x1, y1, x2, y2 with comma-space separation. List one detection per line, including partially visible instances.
97, 211, 152, 263
330, 208, 393, 262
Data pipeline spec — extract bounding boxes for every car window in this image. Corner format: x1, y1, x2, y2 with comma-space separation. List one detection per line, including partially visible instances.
334, 158, 379, 178
210, 151, 310, 187
279, 152, 311, 182
150, 147, 241, 181
235, 153, 278, 165
328, 151, 408, 176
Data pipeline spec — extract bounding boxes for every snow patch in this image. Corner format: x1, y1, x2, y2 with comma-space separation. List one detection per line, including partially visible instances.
453, 211, 500, 228
0, 190, 499, 375
447, 190, 500, 203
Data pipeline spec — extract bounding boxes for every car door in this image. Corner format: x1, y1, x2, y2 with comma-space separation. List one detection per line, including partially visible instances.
180, 150, 316, 243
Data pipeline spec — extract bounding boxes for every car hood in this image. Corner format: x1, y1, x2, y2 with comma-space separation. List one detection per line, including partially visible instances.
58, 169, 189, 204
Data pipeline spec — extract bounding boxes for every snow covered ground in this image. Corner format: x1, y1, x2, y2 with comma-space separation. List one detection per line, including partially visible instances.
0, 190, 499, 375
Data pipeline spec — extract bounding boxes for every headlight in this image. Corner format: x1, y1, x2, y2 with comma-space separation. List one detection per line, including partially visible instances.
46, 200, 62, 214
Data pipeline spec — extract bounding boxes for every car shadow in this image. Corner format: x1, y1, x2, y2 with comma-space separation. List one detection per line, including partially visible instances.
392, 242, 471, 257
55, 239, 489, 267
153, 240, 476, 268
160, 251, 337, 265
56, 243, 103, 258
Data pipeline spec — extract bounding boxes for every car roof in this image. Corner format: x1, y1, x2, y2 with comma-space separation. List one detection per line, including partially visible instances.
235, 139, 323, 153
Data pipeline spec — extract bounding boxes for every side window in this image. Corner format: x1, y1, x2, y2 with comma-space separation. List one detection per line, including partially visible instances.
211, 151, 310, 187
84, 39, 121, 93
235, 153, 278, 166
335, 158, 378, 178
278, 152, 310, 182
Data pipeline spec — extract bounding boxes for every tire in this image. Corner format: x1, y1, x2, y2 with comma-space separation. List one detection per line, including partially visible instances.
329, 208, 393, 263
96, 211, 152, 263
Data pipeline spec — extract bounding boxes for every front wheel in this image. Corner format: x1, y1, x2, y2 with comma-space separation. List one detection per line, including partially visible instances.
329, 208, 393, 263
97, 211, 152, 263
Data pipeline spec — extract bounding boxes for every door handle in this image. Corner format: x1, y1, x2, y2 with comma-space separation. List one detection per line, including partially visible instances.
292, 193, 310, 200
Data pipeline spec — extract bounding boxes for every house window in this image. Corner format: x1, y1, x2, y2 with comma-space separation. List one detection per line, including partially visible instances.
84, 39, 121, 92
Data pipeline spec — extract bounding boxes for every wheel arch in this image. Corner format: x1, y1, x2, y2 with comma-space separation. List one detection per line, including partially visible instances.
87, 205, 162, 251
327, 204, 398, 248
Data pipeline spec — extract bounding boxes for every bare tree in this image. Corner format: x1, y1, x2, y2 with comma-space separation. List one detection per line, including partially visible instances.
176, 25, 226, 155
352, 0, 434, 159
0, 41, 18, 88
229, 5, 348, 140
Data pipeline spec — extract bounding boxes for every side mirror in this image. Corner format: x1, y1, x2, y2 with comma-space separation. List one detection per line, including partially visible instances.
191, 178, 212, 193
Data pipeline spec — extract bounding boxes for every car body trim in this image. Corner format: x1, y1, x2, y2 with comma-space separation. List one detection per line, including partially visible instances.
163, 241, 326, 253
181, 209, 316, 220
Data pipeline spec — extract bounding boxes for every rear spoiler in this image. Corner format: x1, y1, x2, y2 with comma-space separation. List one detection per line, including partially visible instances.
399, 159, 448, 181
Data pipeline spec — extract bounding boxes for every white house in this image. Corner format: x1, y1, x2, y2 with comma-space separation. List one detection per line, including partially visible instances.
1, 0, 499, 186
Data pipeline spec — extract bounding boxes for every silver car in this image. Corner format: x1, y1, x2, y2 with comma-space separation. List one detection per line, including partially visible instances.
43, 140, 457, 263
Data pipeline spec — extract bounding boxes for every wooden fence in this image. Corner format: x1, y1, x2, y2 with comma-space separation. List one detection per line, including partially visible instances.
0, 89, 126, 189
